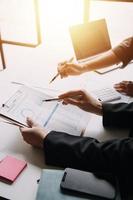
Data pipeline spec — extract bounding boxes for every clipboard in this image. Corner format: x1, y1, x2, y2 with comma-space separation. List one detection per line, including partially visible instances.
0, 85, 90, 136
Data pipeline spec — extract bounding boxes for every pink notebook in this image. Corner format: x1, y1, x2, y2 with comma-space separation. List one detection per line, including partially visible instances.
0, 155, 27, 184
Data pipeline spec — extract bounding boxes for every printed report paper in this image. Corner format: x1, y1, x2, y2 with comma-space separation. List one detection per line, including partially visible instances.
0, 86, 91, 136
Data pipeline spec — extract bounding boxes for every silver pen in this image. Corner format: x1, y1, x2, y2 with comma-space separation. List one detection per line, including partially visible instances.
49, 57, 74, 84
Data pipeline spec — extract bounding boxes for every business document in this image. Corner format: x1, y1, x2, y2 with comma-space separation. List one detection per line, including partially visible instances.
0, 86, 91, 136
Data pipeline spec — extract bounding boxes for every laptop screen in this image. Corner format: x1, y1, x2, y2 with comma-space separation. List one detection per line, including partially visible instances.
69, 19, 111, 61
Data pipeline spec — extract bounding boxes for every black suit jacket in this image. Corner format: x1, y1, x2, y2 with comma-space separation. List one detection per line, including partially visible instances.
44, 102, 133, 172
43, 102, 133, 199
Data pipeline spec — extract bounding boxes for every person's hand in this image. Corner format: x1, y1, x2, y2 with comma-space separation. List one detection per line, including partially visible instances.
57, 61, 84, 78
59, 90, 102, 115
114, 81, 133, 97
19, 117, 48, 148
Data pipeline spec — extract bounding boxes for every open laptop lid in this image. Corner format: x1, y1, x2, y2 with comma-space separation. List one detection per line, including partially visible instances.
69, 18, 111, 62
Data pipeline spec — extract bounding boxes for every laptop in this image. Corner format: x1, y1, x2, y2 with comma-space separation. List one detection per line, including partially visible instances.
69, 18, 121, 74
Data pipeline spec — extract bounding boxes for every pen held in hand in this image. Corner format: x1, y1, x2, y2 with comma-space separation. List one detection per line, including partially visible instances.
49, 57, 74, 84
43, 94, 82, 102
49, 73, 59, 84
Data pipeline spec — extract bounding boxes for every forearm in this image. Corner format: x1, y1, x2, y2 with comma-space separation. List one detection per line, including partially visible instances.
82, 50, 121, 72
91, 100, 103, 116
43, 131, 133, 173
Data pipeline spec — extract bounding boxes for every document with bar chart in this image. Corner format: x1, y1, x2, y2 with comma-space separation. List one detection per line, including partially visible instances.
0, 86, 91, 136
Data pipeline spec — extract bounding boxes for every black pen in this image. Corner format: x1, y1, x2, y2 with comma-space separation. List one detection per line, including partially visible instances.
43, 93, 83, 102
49, 73, 59, 84
42, 98, 60, 102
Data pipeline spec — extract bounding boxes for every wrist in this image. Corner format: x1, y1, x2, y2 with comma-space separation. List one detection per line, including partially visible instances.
93, 101, 103, 116
82, 63, 91, 73
39, 132, 48, 148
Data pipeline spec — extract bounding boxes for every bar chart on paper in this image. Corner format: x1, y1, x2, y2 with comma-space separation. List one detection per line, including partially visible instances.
0, 86, 91, 136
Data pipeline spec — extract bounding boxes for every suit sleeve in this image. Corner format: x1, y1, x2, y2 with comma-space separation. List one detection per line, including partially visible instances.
43, 131, 133, 173
102, 102, 133, 128
112, 37, 133, 67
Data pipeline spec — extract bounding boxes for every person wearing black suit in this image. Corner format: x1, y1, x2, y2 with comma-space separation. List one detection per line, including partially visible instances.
20, 89, 133, 173
20, 91, 133, 199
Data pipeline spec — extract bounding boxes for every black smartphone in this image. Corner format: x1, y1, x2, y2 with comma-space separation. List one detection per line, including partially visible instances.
60, 168, 120, 200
